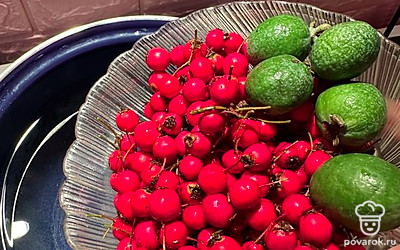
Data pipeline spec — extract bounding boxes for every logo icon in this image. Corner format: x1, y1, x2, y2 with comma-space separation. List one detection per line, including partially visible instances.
355, 201, 385, 236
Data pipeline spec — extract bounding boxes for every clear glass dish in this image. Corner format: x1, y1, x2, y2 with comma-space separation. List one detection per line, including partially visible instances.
59, 1, 400, 249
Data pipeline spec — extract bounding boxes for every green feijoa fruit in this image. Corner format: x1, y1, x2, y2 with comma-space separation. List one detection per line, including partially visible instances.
247, 14, 311, 65
315, 82, 386, 148
310, 153, 400, 232
310, 21, 380, 81
245, 54, 313, 115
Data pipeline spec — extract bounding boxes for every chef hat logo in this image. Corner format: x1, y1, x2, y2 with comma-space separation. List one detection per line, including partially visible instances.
355, 201, 385, 218
355, 200, 385, 236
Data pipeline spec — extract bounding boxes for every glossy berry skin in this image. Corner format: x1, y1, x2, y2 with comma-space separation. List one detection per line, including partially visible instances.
149, 71, 169, 91
304, 151, 331, 177
178, 181, 203, 204
182, 204, 207, 230
169, 95, 190, 117
242, 241, 265, 250
149, 92, 168, 112
264, 223, 298, 250
229, 179, 261, 209
241, 171, 270, 197
223, 52, 249, 77
115, 191, 135, 221
276, 170, 303, 200
179, 247, 198, 250
110, 170, 140, 194
237, 76, 247, 101
120, 134, 136, 153
170, 45, 187, 67
189, 57, 214, 83
158, 75, 182, 99
281, 194, 312, 225
134, 121, 161, 152
223, 32, 244, 54
125, 150, 152, 175
182, 78, 208, 102
156, 171, 180, 190
299, 213, 333, 247
242, 143, 272, 171
210, 76, 240, 106
186, 101, 204, 126
109, 150, 125, 173
209, 53, 225, 75
230, 119, 260, 149
294, 167, 308, 186
307, 114, 322, 138
245, 198, 277, 231
153, 135, 178, 164
178, 155, 204, 181
146, 47, 170, 71
197, 228, 217, 250
211, 236, 242, 250
161, 113, 183, 136
183, 40, 207, 60
130, 189, 151, 217
112, 217, 133, 240
151, 111, 166, 125
116, 109, 139, 132
275, 146, 301, 170
294, 141, 311, 163
140, 163, 161, 186
149, 189, 181, 223
176, 131, 212, 159
222, 149, 245, 174
206, 28, 225, 52
202, 194, 234, 228
117, 238, 138, 250
257, 121, 278, 141
144, 103, 155, 119
198, 110, 226, 135
198, 164, 227, 194
159, 221, 189, 249
134, 220, 161, 250
175, 66, 192, 83
313, 137, 336, 152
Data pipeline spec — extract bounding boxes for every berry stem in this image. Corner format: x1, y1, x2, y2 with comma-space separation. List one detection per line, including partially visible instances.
228, 65, 234, 81
235, 106, 271, 111
162, 224, 167, 250
254, 213, 287, 244
190, 106, 227, 115
105, 224, 133, 236
187, 237, 198, 242
86, 213, 114, 221
122, 144, 136, 162
98, 135, 118, 149
236, 37, 248, 53
273, 141, 299, 162
102, 227, 111, 239
308, 132, 314, 152
310, 22, 332, 38
258, 178, 288, 187
97, 116, 120, 140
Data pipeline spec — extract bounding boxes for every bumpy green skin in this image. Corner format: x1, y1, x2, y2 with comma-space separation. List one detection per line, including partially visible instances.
247, 14, 311, 65
315, 83, 386, 148
310, 153, 400, 232
245, 54, 313, 115
310, 21, 380, 81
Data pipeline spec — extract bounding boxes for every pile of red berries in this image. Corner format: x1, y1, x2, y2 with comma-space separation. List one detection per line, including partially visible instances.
100, 29, 364, 250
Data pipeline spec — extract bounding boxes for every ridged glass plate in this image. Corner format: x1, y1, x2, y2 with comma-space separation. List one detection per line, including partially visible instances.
59, 1, 400, 249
